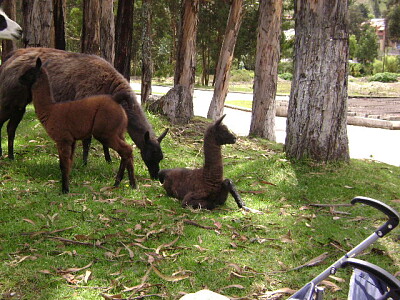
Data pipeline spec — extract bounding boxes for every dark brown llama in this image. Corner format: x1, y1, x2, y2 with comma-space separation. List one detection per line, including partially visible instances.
19, 57, 136, 193
0, 47, 168, 179
158, 115, 249, 210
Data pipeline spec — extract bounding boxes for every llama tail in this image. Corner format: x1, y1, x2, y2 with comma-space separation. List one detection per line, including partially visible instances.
113, 92, 133, 109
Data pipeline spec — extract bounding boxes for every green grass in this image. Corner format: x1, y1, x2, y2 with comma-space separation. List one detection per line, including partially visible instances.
225, 100, 252, 109
1, 105, 400, 299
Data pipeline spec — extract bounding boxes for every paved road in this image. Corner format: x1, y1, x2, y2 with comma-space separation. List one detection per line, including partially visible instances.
132, 83, 400, 167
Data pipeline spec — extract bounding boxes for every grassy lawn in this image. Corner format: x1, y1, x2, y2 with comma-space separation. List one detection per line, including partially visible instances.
1, 106, 399, 299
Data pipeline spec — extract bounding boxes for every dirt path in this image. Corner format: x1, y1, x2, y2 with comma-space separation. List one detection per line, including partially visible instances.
348, 97, 400, 121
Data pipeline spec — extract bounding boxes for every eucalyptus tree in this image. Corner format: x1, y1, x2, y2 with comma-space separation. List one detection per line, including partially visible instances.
249, 0, 283, 140
22, 0, 53, 48
115, 0, 135, 80
207, 0, 244, 120
81, 0, 100, 55
285, 0, 350, 162
53, 0, 66, 50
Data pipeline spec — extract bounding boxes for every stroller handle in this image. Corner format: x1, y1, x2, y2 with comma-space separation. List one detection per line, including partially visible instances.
351, 196, 400, 237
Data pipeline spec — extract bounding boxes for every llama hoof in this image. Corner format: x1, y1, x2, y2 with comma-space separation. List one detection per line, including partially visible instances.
62, 188, 69, 194
242, 206, 262, 214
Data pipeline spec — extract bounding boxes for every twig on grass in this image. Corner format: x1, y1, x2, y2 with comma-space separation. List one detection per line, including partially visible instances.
21, 225, 77, 237
183, 219, 215, 230
310, 203, 352, 208
47, 236, 112, 251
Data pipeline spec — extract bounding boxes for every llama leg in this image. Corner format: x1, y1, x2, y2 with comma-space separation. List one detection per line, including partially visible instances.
82, 138, 112, 164
103, 144, 112, 163
125, 155, 136, 188
223, 178, 245, 208
114, 158, 126, 187
223, 179, 262, 213
82, 138, 91, 165
57, 142, 74, 193
6, 108, 26, 160
109, 137, 136, 189
182, 192, 216, 210
0, 112, 10, 157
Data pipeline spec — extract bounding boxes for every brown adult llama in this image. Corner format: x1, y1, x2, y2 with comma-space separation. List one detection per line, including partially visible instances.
159, 115, 258, 212
19, 57, 136, 193
0, 47, 168, 179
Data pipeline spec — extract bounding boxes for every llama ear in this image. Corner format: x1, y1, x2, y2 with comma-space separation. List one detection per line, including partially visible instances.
215, 114, 226, 126
144, 131, 150, 143
157, 128, 169, 143
36, 57, 42, 70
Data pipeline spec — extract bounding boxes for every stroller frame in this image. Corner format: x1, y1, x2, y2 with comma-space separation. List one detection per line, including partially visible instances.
289, 196, 400, 300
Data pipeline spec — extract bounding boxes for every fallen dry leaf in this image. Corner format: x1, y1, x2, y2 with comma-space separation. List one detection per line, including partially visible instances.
321, 280, 341, 292
151, 266, 190, 282
22, 218, 36, 225
262, 287, 296, 297
83, 270, 92, 283
122, 243, 134, 259
155, 237, 179, 254
193, 245, 208, 252
61, 261, 93, 274
280, 230, 293, 243
218, 284, 245, 291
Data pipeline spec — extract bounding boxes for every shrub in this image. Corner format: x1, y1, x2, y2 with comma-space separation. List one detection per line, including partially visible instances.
278, 60, 293, 74
279, 72, 293, 81
373, 56, 400, 74
368, 72, 399, 83
349, 62, 363, 77
230, 69, 254, 82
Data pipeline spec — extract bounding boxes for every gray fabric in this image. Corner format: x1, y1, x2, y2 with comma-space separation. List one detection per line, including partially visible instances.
348, 268, 388, 300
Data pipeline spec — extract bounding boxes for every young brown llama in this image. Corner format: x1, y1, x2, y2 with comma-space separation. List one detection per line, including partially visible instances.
0, 47, 167, 179
19, 57, 136, 193
159, 115, 256, 211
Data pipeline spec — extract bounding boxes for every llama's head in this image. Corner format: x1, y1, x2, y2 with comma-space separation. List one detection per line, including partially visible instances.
0, 1, 23, 40
209, 114, 236, 145
141, 128, 169, 179
19, 57, 44, 88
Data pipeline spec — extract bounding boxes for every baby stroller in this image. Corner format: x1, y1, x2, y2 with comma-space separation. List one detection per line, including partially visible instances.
289, 196, 400, 300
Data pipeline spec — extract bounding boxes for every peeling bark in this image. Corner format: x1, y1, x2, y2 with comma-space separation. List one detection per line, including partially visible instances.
249, 0, 283, 141
207, 0, 244, 120
285, 0, 350, 162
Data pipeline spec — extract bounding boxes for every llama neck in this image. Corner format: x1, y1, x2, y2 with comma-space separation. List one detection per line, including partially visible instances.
203, 135, 223, 182
127, 103, 154, 149
32, 73, 54, 122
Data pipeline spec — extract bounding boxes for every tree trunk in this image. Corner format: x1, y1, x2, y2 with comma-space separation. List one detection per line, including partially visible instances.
146, 85, 193, 125
100, 0, 115, 64
22, 0, 54, 48
81, 0, 100, 55
284, 0, 350, 162
166, 0, 199, 122
249, 0, 283, 141
174, 0, 199, 94
141, 0, 152, 105
53, 0, 66, 50
207, 0, 244, 120
115, 0, 134, 81
1, 0, 17, 61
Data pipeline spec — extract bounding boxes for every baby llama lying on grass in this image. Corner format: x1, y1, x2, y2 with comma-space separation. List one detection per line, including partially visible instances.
19, 57, 136, 193
159, 115, 259, 212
